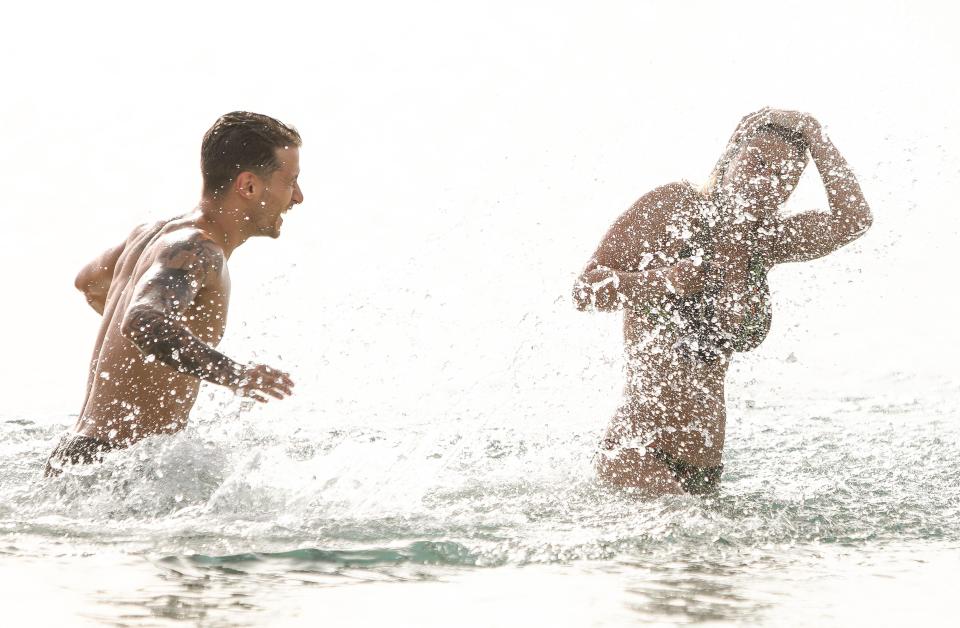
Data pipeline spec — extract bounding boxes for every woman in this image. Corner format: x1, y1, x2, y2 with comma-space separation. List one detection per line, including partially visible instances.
572, 109, 873, 496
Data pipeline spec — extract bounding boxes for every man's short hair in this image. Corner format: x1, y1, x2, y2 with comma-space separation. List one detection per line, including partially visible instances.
201, 111, 302, 197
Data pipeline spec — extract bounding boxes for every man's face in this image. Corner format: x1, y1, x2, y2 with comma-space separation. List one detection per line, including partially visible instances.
252, 146, 303, 238
722, 133, 808, 211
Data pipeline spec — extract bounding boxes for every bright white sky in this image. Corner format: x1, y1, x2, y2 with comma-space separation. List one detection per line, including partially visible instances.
1, 0, 957, 418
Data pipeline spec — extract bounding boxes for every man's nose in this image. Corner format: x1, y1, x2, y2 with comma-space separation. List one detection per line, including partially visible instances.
293, 183, 304, 205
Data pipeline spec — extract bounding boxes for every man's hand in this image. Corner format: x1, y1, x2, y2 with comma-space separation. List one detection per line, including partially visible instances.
231, 364, 295, 403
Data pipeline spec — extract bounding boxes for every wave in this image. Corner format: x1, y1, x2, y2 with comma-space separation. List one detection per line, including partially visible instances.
2, 371, 959, 569
158, 540, 479, 575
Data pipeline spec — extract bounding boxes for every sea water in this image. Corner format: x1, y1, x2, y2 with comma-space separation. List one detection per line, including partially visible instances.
3, 359, 959, 626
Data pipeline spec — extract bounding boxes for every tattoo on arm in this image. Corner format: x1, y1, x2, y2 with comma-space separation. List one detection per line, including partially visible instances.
122, 237, 243, 388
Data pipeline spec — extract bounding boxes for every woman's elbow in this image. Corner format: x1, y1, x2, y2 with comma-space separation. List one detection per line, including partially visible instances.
838, 203, 873, 244
860, 205, 874, 233
849, 205, 873, 240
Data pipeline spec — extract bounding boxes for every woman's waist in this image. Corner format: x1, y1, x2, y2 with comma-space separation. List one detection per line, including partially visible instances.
605, 397, 726, 466
623, 351, 728, 390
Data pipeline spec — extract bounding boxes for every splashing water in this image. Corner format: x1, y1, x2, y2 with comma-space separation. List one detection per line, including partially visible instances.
3, 364, 959, 626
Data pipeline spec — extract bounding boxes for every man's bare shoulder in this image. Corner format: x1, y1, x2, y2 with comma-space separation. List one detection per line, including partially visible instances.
151, 226, 225, 275
126, 220, 166, 241
116, 220, 226, 290
118, 220, 221, 271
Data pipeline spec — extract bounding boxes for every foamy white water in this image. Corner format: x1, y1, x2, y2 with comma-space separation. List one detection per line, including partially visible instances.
2, 0, 959, 625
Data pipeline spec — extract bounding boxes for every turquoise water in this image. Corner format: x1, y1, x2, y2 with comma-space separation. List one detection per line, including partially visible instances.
3, 368, 958, 626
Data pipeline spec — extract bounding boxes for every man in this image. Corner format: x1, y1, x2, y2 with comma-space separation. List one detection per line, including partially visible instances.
573, 109, 873, 496
46, 111, 302, 476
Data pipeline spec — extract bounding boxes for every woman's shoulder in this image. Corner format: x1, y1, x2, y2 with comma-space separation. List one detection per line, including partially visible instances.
649, 180, 701, 201
630, 181, 704, 218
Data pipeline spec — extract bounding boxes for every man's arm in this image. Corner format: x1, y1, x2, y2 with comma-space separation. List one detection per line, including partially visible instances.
120, 235, 293, 402
573, 183, 705, 311
75, 242, 126, 315
766, 115, 874, 264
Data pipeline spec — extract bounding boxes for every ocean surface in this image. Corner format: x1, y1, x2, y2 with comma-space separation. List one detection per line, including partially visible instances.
3, 362, 959, 626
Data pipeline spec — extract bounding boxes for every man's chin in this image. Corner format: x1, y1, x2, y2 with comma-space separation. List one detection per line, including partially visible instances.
252, 225, 282, 239
267, 217, 283, 239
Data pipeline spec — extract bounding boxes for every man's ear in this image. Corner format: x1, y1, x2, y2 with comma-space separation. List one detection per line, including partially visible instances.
234, 171, 260, 199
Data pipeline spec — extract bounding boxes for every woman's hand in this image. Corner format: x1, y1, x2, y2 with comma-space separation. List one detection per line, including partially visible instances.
713, 107, 772, 166
728, 107, 773, 146
764, 109, 826, 145
707, 107, 774, 190
575, 266, 623, 310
